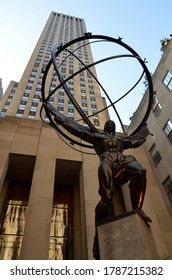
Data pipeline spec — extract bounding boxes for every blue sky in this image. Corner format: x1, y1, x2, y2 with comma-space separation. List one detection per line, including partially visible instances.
0, 0, 171, 128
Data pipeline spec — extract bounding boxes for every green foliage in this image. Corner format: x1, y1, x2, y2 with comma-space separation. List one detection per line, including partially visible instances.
160, 38, 170, 52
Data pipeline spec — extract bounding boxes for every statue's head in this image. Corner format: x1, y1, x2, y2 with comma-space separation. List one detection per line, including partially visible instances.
104, 120, 116, 133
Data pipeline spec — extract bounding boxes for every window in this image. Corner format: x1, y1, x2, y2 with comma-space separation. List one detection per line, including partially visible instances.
92, 108, 97, 113
162, 176, 172, 205
31, 72, 36, 77
59, 88, 64, 94
81, 92, 86, 98
89, 90, 94, 95
93, 118, 100, 127
30, 106, 37, 112
91, 104, 97, 109
68, 108, 74, 113
61, 67, 66, 73
82, 107, 88, 114
51, 81, 56, 86
16, 108, 24, 117
80, 77, 84, 82
22, 96, 28, 101
81, 89, 86, 94
87, 72, 92, 78
0, 181, 30, 260
29, 110, 36, 117
58, 106, 63, 112
49, 187, 72, 260
33, 98, 39, 103
163, 120, 172, 144
163, 71, 172, 91
80, 83, 85, 88
152, 97, 162, 117
19, 104, 26, 110
58, 98, 64, 104
68, 112, 74, 119
34, 62, 40, 68
50, 86, 56, 91
68, 101, 74, 109
149, 143, 161, 166
34, 91, 40, 97
26, 81, 33, 89
24, 89, 31, 94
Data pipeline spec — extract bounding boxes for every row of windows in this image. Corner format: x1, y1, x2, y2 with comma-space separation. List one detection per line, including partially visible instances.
164, 120, 172, 142
150, 71, 172, 205
149, 119, 172, 165
24, 20, 91, 121
16, 101, 97, 118
1, 83, 19, 116
152, 70, 172, 117
149, 143, 172, 205
3, 89, 97, 118
149, 118, 172, 205
163, 176, 172, 205
163, 71, 172, 91
20, 28, 51, 109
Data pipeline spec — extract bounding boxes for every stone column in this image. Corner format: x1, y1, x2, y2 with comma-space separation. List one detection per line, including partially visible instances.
20, 126, 56, 259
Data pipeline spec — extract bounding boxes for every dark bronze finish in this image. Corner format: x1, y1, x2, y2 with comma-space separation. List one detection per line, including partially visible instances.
40, 34, 154, 259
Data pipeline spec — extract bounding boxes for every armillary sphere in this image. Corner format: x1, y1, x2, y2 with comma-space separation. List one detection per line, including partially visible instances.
40, 33, 154, 149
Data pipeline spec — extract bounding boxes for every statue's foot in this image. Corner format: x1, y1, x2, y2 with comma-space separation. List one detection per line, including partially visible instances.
136, 208, 152, 223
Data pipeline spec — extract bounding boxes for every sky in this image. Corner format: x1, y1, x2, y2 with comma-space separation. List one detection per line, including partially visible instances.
0, 0, 172, 129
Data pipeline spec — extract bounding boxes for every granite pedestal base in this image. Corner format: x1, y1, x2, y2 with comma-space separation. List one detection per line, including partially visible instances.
97, 210, 159, 260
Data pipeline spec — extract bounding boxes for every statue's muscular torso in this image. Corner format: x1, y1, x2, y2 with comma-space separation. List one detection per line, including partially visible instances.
93, 133, 124, 161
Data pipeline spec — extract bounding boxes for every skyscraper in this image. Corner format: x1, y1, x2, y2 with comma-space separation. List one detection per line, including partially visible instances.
0, 12, 172, 260
0, 12, 108, 126
0, 11, 108, 260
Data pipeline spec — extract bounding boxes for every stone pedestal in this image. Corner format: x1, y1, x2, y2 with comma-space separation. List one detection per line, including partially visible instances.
97, 210, 160, 260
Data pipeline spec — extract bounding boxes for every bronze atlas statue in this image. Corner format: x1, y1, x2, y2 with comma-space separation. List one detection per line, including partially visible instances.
40, 34, 154, 259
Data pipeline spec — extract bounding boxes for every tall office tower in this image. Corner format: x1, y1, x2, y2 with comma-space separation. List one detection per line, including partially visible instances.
0, 12, 108, 127
0, 12, 172, 260
0, 11, 108, 261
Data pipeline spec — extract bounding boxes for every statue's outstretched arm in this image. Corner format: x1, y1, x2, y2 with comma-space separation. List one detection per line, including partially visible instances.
123, 124, 153, 149
45, 102, 95, 144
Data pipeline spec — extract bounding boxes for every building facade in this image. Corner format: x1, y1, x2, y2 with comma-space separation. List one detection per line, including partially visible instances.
129, 37, 172, 219
0, 12, 172, 260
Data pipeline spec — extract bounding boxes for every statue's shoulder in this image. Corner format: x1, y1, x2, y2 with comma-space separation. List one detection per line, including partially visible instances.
94, 131, 104, 137
116, 135, 124, 141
